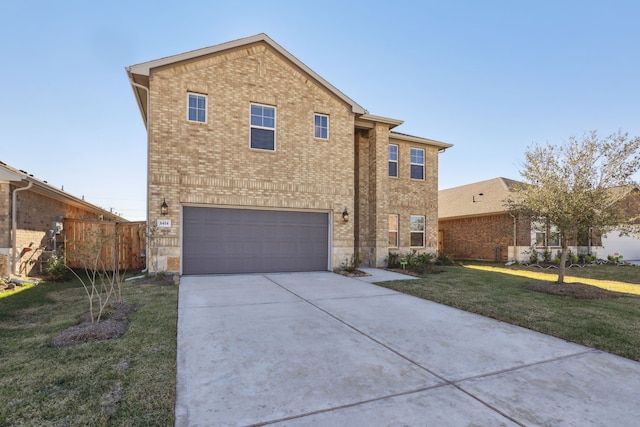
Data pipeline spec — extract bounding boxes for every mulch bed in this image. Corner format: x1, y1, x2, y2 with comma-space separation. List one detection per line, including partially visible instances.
335, 269, 370, 277
50, 302, 142, 347
522, 281, 620, 299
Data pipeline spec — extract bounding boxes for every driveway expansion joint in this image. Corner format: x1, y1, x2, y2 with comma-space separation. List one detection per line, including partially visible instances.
263, 274, 530, 425
177, 272, 640, 426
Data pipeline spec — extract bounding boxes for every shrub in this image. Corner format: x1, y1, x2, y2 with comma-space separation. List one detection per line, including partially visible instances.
435, 252, 455, 266
44, 253, 69, 281
341, 253, 361, 272
386, 252, 401, 268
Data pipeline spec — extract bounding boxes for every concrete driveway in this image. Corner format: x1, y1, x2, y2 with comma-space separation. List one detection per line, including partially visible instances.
175, 270, 640, 426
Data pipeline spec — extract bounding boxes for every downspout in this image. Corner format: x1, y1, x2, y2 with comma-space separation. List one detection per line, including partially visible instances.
11, 180, 33, 276
127, 74, 151, 272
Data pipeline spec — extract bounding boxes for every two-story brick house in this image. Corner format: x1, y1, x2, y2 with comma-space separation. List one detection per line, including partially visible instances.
126, 34, 451, 275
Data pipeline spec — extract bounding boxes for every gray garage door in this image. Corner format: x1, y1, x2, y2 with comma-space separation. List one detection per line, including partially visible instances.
183, 207, 329, 274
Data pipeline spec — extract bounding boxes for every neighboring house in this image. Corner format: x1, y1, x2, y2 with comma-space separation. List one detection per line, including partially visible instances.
438, 177, 606, 262
126, 33, 452, 275
0, 161, 125, 277
601, 185, 640, 262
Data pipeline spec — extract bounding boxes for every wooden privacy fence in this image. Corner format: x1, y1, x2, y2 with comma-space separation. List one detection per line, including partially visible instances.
64, 219, 146, 271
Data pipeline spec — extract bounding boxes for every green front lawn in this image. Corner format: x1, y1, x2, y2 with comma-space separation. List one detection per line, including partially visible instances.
377, 264, 640, 362
0, 276, 177, 426
2, 263, 638, 425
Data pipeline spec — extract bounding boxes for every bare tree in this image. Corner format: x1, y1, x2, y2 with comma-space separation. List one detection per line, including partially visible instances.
507, 130, 640, 283
67, 227, 125, 323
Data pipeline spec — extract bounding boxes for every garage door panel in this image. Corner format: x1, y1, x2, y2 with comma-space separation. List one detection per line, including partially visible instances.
183, 207, 329, 274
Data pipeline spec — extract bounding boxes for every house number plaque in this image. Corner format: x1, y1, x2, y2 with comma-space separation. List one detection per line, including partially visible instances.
157, 219, 172, 228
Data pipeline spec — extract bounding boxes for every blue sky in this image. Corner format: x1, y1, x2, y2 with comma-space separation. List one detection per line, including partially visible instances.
2, 0, 639, 221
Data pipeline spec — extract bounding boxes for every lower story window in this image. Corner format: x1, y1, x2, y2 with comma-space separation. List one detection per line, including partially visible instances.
410, 215, 425, 247
388, 214, 399, 247
532, 219, 561, 247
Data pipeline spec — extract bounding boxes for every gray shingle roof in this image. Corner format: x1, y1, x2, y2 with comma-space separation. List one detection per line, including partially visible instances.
438, 177, 522, 219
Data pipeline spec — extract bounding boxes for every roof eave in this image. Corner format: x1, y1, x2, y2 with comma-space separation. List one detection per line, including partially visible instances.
438, 210, 511, 221
355, 114, 404, 129
390, 132, 453, 149
1, 164, 126, 221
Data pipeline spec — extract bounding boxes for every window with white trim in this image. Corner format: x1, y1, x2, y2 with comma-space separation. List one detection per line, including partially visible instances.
410, 148, 425, 180
314, 113, 329, 139
532, 219, 561, 247
388, 214, 399, 247
187, 93, 207, 123
410, 215, 425, 247
389, 144, 398, 177
250, 103, 276, 150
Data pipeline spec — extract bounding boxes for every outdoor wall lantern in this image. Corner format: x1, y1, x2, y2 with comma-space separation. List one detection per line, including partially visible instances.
342, 208, 349, 222
160, 198, 169, 215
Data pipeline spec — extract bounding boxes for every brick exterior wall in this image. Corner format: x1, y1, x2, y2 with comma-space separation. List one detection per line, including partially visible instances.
439, 212, 606, 262
355, 124, 391, 266
0, 183, 9, 248
0, 183, 119, 276
0, 184, 8, 276
439, 213, 515, 261
387, 138, 440, 255
355, 129, 441, 266
147, 42, 356, 272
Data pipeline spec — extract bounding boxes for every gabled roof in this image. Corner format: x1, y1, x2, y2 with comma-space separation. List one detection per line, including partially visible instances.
439, 177, 522, 219
126, 33, 367, 127
0, 161, 126, 221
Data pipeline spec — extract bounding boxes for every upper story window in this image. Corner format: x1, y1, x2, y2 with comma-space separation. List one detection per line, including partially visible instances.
187, 93, 207, 123
410, 148, 425, 180
389, 214, 399, 248
410, 215, 425, 247
314, 114, 329, 139
250, 103, 276, 151
388, 145, 398, 177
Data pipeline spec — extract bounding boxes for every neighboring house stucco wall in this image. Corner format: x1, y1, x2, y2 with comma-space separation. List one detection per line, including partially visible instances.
146, 42, 356, 271
602, 188, 640, 261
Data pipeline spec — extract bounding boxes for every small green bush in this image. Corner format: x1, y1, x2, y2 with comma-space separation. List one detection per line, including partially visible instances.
386, 252, 401, 268
341, 253, 361, 272
44, 253, 69, 281
435, 252, 455, 266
